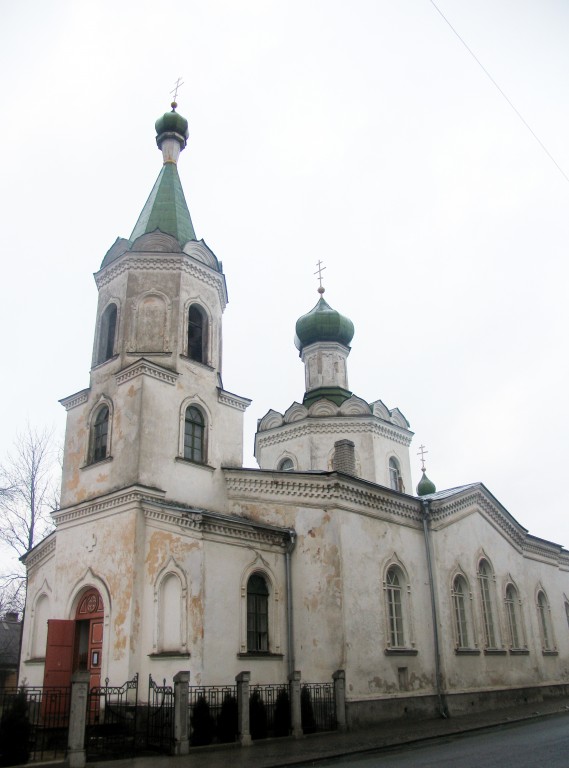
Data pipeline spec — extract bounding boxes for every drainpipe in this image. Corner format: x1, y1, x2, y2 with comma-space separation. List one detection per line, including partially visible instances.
285, 529, 297, 677
421, 499, 448, 718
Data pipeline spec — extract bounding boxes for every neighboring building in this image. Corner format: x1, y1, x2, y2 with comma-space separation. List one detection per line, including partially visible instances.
19, 103, 569, 724
0, 613, 22, 690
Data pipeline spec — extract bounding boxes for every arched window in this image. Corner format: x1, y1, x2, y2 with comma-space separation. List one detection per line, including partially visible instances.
277, 458, 294, 471
505, 584, 524, 649
247, 573, 269, 652
385, 566, 406, 648
452, 575, 470, 649
564, 600, 569, 630
478, 559, 498, 648
188, 304, 208, 364
388, 457, 403, 492
537, 590, 554, 651
97, 303, 117, 364
92, 406, 110, 463
184, 406, 205, 463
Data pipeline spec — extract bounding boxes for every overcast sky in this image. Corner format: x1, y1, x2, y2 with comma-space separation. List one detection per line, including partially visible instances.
1, 1, 568, 553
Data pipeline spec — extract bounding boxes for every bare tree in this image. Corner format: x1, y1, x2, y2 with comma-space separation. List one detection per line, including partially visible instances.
0, 426, 60, 612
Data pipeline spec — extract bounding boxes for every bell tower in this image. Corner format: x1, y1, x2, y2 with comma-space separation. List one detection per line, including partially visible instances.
59, 102, 250, 511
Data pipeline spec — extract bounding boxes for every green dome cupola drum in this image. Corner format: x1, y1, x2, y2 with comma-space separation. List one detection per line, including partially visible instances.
295, 294, 355, 353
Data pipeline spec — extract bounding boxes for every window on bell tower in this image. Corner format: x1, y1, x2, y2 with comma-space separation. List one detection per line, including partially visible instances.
91, 406, 110, 463
188, 304, 208, 363
97, 303, 117, 364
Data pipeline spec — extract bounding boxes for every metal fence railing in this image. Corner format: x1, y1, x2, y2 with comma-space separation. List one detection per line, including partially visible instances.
0, 685, 71, 764
85, 674, 139, 761
189, 684, 238, 745
301, 683, 336, 733
147, 675, 174, 753
249, 684, 290, 740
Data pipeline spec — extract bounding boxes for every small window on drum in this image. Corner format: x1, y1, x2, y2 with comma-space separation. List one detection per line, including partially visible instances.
277, 458, 294, 471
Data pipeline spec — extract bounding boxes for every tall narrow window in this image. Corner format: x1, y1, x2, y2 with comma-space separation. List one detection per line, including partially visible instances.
97, 303, 117, 364
505, 584, 522, 649
188, 305, 208, 363
386, 567, 405, 647
452, 575, 470, 648
478, 559, 497, 648
388, 457, 403, 492
564, 601, 569, 630
537, 590, 553, 651
247, 574, 269, 652
184, 406, 205, 463
92, 406, 109, 462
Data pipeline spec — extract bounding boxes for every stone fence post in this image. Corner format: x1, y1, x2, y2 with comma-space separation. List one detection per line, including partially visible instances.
67, 671, 90, 768
173, 671, 190, 755
288, 670, 303, 738
236, 671, 251, 746
332, 669, 346, 731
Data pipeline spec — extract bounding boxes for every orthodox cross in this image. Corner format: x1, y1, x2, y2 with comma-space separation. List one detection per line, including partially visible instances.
170, 77, 184, 103
417, 444, 428, 471
315, 260, 326, 294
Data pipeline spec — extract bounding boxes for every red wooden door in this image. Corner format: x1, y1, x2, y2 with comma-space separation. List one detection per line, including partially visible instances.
43, 619, 75, 688
75, 588, 104, 690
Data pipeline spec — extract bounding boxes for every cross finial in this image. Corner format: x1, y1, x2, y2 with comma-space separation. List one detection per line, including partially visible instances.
417, 444, 428, 472
170, 77, 184, 108
315, 260, 326, 294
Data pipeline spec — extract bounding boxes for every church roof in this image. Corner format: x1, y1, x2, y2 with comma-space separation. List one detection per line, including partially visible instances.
130, 102, 196, 246
295, 295, 354, 353
130, 161, 196, 245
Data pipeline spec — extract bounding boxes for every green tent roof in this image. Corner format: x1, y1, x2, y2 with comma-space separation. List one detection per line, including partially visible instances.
130, 162, 196, 246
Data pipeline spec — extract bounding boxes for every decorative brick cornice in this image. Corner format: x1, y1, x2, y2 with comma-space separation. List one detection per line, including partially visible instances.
218, 389, 252, 412
116, 359, 178, 387
59, 389, 89, 411
430, 490, 525, 549
255, 417, 413, 448
430, 488, 566, 565
224, 470, 421, 524
94, 253, 227, 310
52, 486, 166, 526
143, 502, 289, 549
22, 535, 56, 569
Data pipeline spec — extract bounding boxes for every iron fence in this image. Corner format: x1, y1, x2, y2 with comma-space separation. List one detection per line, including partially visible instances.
146, 675, 174, 753
0, 685, 71, 764
301, 682, 336, 733
86, 674, 139, 760
249, 684, 290, 740
189, 684, 238, 745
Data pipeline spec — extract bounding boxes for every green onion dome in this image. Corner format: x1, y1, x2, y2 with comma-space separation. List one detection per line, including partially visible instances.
295, 295, 355, 353
417, 469, 436, 496
155, 102, 189, 147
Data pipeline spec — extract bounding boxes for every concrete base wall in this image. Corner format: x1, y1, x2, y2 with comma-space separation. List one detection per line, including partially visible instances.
346, 684, 569, 729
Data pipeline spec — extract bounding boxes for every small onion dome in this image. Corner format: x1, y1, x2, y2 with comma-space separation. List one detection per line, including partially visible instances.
155, 102, 189, 149
295, 296, 355, 352
417, 469, 436, 496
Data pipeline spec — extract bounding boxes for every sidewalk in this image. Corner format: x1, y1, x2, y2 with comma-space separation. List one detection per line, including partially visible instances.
38, 695, 569, 768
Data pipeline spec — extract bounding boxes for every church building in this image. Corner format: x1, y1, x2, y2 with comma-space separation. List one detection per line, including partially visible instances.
19, 102, 569, 724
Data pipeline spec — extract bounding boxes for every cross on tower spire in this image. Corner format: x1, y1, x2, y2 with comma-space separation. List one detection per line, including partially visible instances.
170, 77, 184, 107
315, 260, 326, 295
417, 444, 428, 472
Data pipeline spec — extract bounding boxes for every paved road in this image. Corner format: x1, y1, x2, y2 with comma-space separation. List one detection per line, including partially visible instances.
299, 714, 569, 768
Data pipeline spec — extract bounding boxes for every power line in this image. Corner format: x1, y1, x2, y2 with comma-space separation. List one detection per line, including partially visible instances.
429, 0, 569, 185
